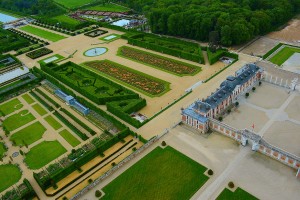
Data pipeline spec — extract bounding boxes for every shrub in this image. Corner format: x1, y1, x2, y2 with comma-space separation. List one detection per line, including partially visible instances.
252, 87, 256, 92
111, 162, 116, 167
132, 147, 137, 151
228, 181, 235, 188
245, 93, 249, 98
95, 190, 102, 198
235, 102, 239, 107
218, 116, 223, 121
88, 179, 93, 184
161, 141, 166, 146
227, 109, 231, 114
208, 169, 214, 175
259, 81, 262, 86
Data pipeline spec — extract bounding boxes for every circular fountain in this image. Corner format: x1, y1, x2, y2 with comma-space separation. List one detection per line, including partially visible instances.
84, 47, 107, 57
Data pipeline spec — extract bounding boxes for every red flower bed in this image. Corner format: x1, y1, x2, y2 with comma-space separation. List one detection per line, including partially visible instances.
85, 60, 167, 96
119, 46, 200, 75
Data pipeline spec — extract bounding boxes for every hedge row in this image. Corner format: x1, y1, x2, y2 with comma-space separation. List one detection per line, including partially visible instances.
207, 48, 239, 65
1, 179, 37, 200
35, 88, 60, 108
26, 48, 53, 59
33, 128, 131, 191
41, 61, 139, 104
53, 111, 88, 140
60, 108, 96, 135
106, 99, 147, 128
29, 91, 54, 111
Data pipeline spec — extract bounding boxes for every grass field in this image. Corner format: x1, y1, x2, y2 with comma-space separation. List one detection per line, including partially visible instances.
38, 54, 65, 64
53, 0, 95, 9
0, 164, 22, 193
32, 103, 47, 116
22, 94, 35, 104
0, 142, 6, 159
269, 46, 300, 65
216, 188, 258, 200
84, 3, 130, 12
102, 146, 209, 200
3, 110, 35, 131
24, 140, 67, 169
19, 25, 66, 42
45, 115, 62, 130
59, 129, 80, 147
10, 121, 46, 146
51, 15, 81, 25
0, 98, 23, 116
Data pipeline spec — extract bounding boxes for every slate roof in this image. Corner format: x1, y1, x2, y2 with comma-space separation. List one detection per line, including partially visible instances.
182, 102, 209, 123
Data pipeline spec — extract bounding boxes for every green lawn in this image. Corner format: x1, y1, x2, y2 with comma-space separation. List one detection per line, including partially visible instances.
216, 188, 258, 200
22, 94, 35, 104
100, 34, 121, 42
10, 121, 46, 146
0, 164, 22, 193
0, 98, 23, 116
53, 0, 96, 9
32, 103, 47, 116
59, 129, 80, 147
0, 142, 6, 159
24, 140, 67, 169
269, 46, 300, 65
51, 15, 81, 25
44, 115, 62, 130
102, 146, 209, 200
2, 110, 36, 131
84, 3, 130, 12
38, 54, 65, 64
19, 25, 66, 42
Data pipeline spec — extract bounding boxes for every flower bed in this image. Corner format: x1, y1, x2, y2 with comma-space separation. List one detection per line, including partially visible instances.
26, 48, 53, 59
84, 29, 108, 38
118, 46, 201, 76
84, 60, 170, 96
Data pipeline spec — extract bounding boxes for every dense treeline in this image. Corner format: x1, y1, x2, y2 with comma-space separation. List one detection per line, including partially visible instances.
120, 0, 300, 45
0, 0, 65, 16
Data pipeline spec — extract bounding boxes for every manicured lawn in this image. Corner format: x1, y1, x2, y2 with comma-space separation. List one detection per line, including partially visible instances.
0, 142, 6, 159
19, 25, 66, 42
32, 103, 47, 116
51, 15, 81, 25
24, 140, 67, 169
44, 115, 62, 130
10, 121, 46, 146
0, 98, 23, 115
59, 129, 80, 147
269, 46, 300, 65
38, 54, 65, 65
216, 188, 258, 200
102, 146, 209, 200
100, 34, 121, 42
53, 0, 96, 9
84, 3, 130, 12
2, 110, 35, 131
22, 94, 35, 104
0, 164, 22, 193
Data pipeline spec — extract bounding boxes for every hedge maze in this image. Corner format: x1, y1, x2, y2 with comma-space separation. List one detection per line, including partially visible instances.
118, 46, 201, 76
125, 32, 205, 63
83, 60, 170, 96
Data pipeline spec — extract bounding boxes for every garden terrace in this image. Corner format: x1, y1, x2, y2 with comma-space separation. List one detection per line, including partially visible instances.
269, 46, 300, 65
0, 179, 37, 200
0, 164, 22, 193
118, 46, 201, 76
19, 25, 67, 42
2, 110, 35, 132
84, 29, 108, 37
0, 28, 30, 53
127, 33, 205, 63
26, 47, 53, 59
101, 146, 209, 200
0, 98, 23, 116
83, 60, 171, 97
41, 61, 139, 104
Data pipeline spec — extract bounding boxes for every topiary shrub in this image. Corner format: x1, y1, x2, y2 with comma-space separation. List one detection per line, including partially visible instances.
218, 116, 223, 121
95, 190, 102, 198
235, 102, 239, 107
245, 93, 249, 98
259, 81, 262, 86
252, 87, 256, 92
228, 181, 235, 188
88, 179, 93, 184
161, 141, 166, 146
208, 169, 214, 175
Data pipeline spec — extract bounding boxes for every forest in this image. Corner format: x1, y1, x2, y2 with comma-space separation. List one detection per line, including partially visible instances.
120, 0, 300, 45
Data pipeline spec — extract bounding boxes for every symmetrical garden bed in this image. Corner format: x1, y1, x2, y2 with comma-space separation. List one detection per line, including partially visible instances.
118, 46, 201, 76
83, 60, 170, 96
26, 47, 53, 59
84, 29, 108, 37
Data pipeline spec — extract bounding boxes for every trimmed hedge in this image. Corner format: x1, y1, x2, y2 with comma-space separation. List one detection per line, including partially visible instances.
106, 99, 146, 128
60, 108, 96, 135
26, 47, 53, 59
53, 111, 88, 140
35, 88, 60, 108
207, 48, 239, 65
29, 91, 54, 111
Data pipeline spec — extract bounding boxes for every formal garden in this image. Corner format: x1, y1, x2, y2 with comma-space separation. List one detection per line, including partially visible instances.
84, 29, 108, 38
0, 28, 30, 53
83, 60, 170, 96
0, 164, 22, 193
38, 54, 65, 65
100, 146, 209, 200
118, 46, 201, 76
0, 98, 23, 116
100, 34, 121, 42
269, 46, 300, 66
26, 47, 53, 59
2, 110, 35, 132
19, 25, 67, 42
216, 187, 258, 200
0, 142, 7, 159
